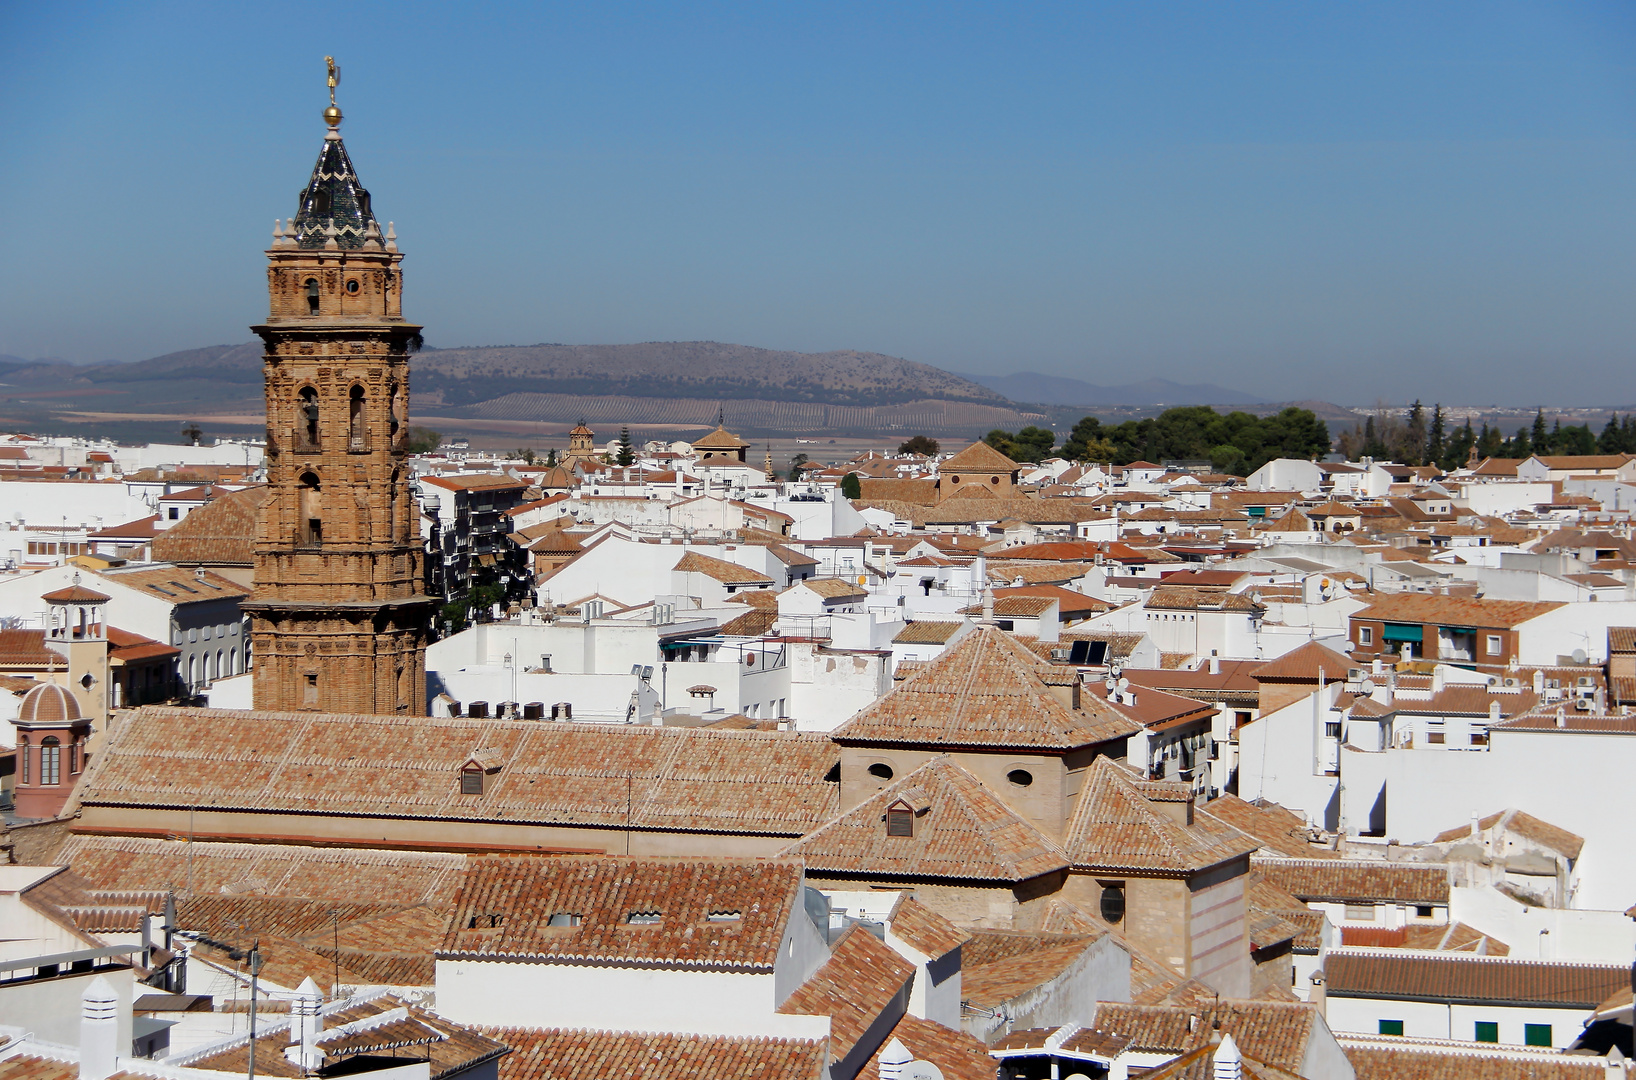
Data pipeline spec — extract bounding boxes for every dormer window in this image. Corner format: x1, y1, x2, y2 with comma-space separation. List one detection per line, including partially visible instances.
706, 911, 741, 923
547, 912, 582, 927
460, 766, 484, 795
886, 799, 914, 838
626, 911, 662, 925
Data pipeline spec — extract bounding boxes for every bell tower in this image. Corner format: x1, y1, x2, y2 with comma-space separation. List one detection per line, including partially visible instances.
244, 59, 433, 715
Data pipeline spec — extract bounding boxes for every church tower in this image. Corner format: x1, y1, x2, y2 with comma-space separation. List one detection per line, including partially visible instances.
244, 60, 433, 715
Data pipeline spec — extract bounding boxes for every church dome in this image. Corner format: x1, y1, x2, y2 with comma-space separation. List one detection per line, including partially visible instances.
17, 682, 81, 726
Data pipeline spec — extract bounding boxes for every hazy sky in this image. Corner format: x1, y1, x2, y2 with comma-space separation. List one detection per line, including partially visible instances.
2, 2, 1633, 405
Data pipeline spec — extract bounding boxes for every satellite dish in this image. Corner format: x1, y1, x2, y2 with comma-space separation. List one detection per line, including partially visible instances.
1359, 678, 1376, 694
1117, 677, 1129, 690
1572, 648, 1588, 664
1066, 1075, 1093, 1080
901, 1064, 943, 1080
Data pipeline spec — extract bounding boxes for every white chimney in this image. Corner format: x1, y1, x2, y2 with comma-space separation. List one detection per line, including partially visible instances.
286, 976, 324, 1071
79, 976, 119, 1080
1533, 669, 1546, 695
1213, 1032, 1242, 1080
1489, 701, 1501, 723
878, 1038, 912, 1080
1209, 650, 1220, 675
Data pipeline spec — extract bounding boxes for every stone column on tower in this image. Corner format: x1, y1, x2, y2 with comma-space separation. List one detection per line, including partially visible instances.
243, 81, 434, 716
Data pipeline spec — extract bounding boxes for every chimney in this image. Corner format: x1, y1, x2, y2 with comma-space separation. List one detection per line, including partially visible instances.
1309, 971, 1326, 1018
1533, 669, 1546, 695
878, 1038, 912, 1080
1431, 665, 1446, 695
1556, 706, 1567, 728
1469, 810, 1481, 839
79, 976, 119, 1080
1212, 1033, 1242, 1080
1209, 650, 1220, 675
1489, 700, 1501, 724
286, 977, 324, 1071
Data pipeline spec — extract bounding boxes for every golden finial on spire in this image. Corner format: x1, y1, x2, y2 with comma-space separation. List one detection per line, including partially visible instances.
323, 56, 343, 128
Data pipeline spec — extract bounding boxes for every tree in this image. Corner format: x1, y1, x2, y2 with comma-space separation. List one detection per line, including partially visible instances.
987, 427, 1053, 462
512, 447, 537, 465
616, 426, 635, 466
1401, 401, 1426, 466
545, 447, 558, 467
1425, 405, 1445, 469
840, 472, 862, 499
983, 429, 1019, 459
898, 435, 940, 456
1442, 420, 1475, 471
1600, 415, 1624, 454
404, 426, 442, 454
1531, 409, 1549, 455
180, 422, 203, 446
787, 452, 810, 480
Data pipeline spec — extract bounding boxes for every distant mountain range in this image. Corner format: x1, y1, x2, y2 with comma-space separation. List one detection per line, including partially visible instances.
0, 341, 1052, 438
963, 371, 1266, 407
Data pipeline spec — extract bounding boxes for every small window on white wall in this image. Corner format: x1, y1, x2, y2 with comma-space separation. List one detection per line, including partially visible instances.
1359, 627, 1374, 646
1486, 635, 1502, 656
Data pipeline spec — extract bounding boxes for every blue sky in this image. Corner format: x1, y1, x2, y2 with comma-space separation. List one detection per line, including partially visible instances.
1, 2, 1633, 405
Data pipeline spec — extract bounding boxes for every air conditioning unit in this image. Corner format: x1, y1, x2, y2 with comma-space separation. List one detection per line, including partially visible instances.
1502, 678, 1519, 688
1576, 677, 1595, 688
1347, 668, 1364, 681
1575, 698, 1592, 711
1051, 648, 1070, 661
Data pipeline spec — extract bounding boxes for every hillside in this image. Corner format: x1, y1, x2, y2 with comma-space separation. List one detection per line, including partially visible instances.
0, 340, 1045, 439
412, 342, 1008, 409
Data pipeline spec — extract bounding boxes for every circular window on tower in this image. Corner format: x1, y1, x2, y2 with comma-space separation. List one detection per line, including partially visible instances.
1099, 882, 1126, 924
1007, 769, 1033, 788
867, 762, 894, 781
345, 279, 361, 294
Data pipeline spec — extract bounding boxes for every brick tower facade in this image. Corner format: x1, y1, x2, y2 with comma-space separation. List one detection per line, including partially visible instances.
244, 93, 432, 715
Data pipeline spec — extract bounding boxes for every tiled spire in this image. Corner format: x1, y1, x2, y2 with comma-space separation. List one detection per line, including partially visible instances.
289, 130, 379, 250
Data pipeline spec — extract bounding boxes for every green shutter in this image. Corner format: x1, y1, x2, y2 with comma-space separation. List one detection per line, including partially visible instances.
1474, 1022, 1498, 1043
1525, 1024, 1551, 1047
1379, 1020, 1404, 1037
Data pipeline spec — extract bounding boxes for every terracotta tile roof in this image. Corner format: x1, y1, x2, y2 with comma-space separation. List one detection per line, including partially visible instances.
439, 856, 801, 970
1491, 711, 1636, 733
1247, 641, 1355, 683
477, 1027, 826, 1080
718, 608, 778, 637
791, 578, 869, 600
891, 621, 965, 645
420, 473, 530, 492
1202, 796, 1334, 859
150, 487, 270, 566
780, 757, 1069, 882
778, 923, 915, 1064
1084, 1000, 1319, 1073
727, 589, 780, 610
59, 835, 471, 906
1252, 857, 1449, 905
962, 937, 1106, 1009
855, 1014, 995, 1080
766, 543, 820, 567
98, 565, 251, 600
180, 995, 508, 1079
77, 707, 839, 837
1323, 949, 1626, 1007
885, 895, 969, 958
1063, 758, 1256, 874
832, 627, 1141, 750
1352, 593, 1564, 629
672, 550, 775, 585
992, 585, 1113, 615
957, 594, 1057, 617
86, 514, 161, 540
0, 1055, 154, 1080
942, 440, 1021, 472
1145, 588, 1264, 614
1344, 1042, 1608, 1080
1607, 627, 1636, 653
1431, 808, 1584, 860
1096, 684, 1217, 732
987, 561, 1092, 585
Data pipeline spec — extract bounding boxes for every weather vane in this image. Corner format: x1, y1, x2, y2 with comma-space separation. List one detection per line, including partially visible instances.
323, 56, 343, 128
